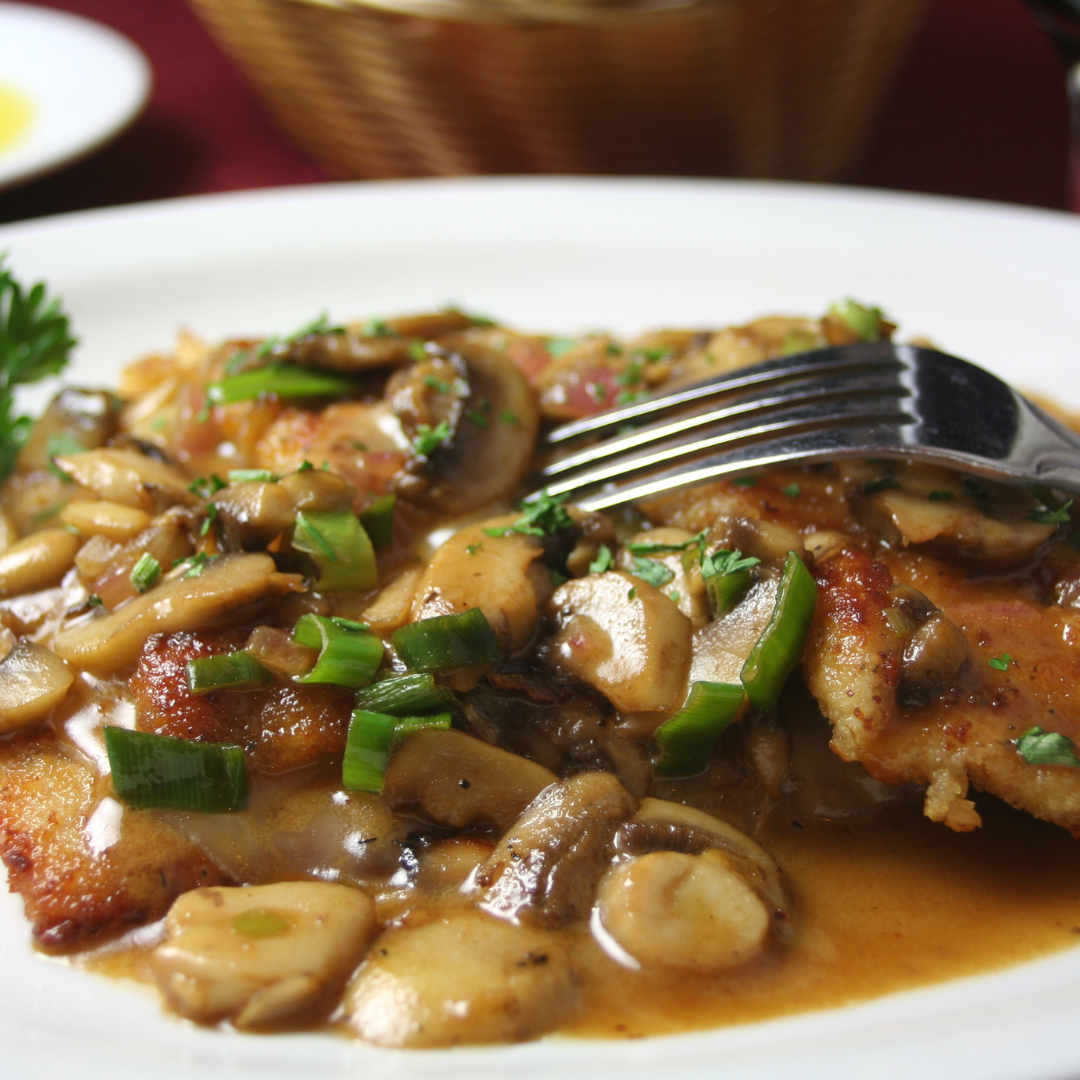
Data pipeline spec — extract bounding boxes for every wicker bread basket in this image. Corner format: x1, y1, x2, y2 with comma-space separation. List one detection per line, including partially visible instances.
188, 0, 927, 181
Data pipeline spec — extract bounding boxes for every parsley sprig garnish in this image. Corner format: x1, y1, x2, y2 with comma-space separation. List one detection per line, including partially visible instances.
0, 256, 77, 482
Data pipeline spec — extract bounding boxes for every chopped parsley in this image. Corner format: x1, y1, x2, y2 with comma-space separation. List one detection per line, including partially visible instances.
500, 409, 519, 426
628, 556, 675, 589
484, 490, 574, 539
412, 420, 452, 457
588, 544, 614, 574
409, 340, 429, 362
627, 586, 637, 600
46, 432, 85, 479
467, 409, 489, 428
465, 543, 481, 555
732, 476, 757, 488
988, 653, 1011, 671
863, 477, 899, 494
225, 312, 344, 373
700, 548, 760, 581
782, 482, 801, 499
1028, 499, 1073, 525
1014, 726, 1080, 768
545, 337, 577, 359
362, 316, 398, 338
175, 552, 215, 579
929, 490, 955, 501
425, 375, 451, 394
199, 503, 218, 536
963, 477, 989, 500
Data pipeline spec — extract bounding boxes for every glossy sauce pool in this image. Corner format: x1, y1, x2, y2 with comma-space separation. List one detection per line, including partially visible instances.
79, 774, 1080, 1042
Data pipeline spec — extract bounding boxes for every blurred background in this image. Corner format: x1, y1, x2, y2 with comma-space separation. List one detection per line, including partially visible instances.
0, 0, 1074, 226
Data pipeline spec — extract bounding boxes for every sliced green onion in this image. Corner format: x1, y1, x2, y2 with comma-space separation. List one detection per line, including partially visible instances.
228, 468, 278, 484
654, 682, 746, 776
392, 712, 453, 738
130, 552, 161, 593
292, 509, 377, 592
342, 709, 397, 792
104, 726, 247, 813
356, 672, 458, 715
360, 494, 396, 549
186, 651, 272, 694
740, 551, 818, 711
392, 608, 502, 671
291, 613, 382, 689
829, 298, 885, 342
701, 548, 759, 614
232, 910, 292, 937
706, 567, 750, 614
205, 364, 357, 406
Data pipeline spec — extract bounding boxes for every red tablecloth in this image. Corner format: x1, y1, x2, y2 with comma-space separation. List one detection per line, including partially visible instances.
0, 0, 1071, 227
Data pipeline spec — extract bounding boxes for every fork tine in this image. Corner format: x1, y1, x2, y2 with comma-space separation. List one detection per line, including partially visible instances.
542, 368, 907, 479
541, 396, 912, 503
545, 341, 905, 445
562, 421, 911, 511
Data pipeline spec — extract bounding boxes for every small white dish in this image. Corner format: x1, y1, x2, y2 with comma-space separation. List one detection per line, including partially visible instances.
0, 2, 150, 191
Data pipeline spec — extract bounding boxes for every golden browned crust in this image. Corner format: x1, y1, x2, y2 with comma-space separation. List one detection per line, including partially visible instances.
0, 734, 228, 948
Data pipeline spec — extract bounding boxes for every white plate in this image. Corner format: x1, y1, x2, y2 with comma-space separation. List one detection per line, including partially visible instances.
1, 177, 1079, 1080
0, 2, 150, 191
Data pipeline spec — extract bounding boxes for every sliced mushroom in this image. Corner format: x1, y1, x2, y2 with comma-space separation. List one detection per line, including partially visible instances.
475, 771, 638, 927
383, 729, 558, 833
898, 612, 969, 709
410, 517, 551, 657
704, 515, 807, 571
850, 464, 1056, 571
0, 639, 73, 732
87, 506, 198, 610
609, 798, 788, 917
150, 881, 377, 1028
545, 571, 692, 714
211, 469, 355, 550
277, 311, 476, 373
0, 528, 80, 598
345, 910, 576, 1047
388, 341, 539, 515
52, 448, 198, 514
595, 850, 771, 971
616, 527, 710, 627
59, 500, 153, 543
16, 388, 121, 473
52, 553, 304, 674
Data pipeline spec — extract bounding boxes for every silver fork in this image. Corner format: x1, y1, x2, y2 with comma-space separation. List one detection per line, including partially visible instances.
533, 342, 1080, 511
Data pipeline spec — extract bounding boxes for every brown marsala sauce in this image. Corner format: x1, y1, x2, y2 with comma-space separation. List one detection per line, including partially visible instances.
77, 699, 1080, 1042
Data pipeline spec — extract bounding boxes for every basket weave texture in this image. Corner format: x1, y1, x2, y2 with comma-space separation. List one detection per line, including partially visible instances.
189, 0, 927, 181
